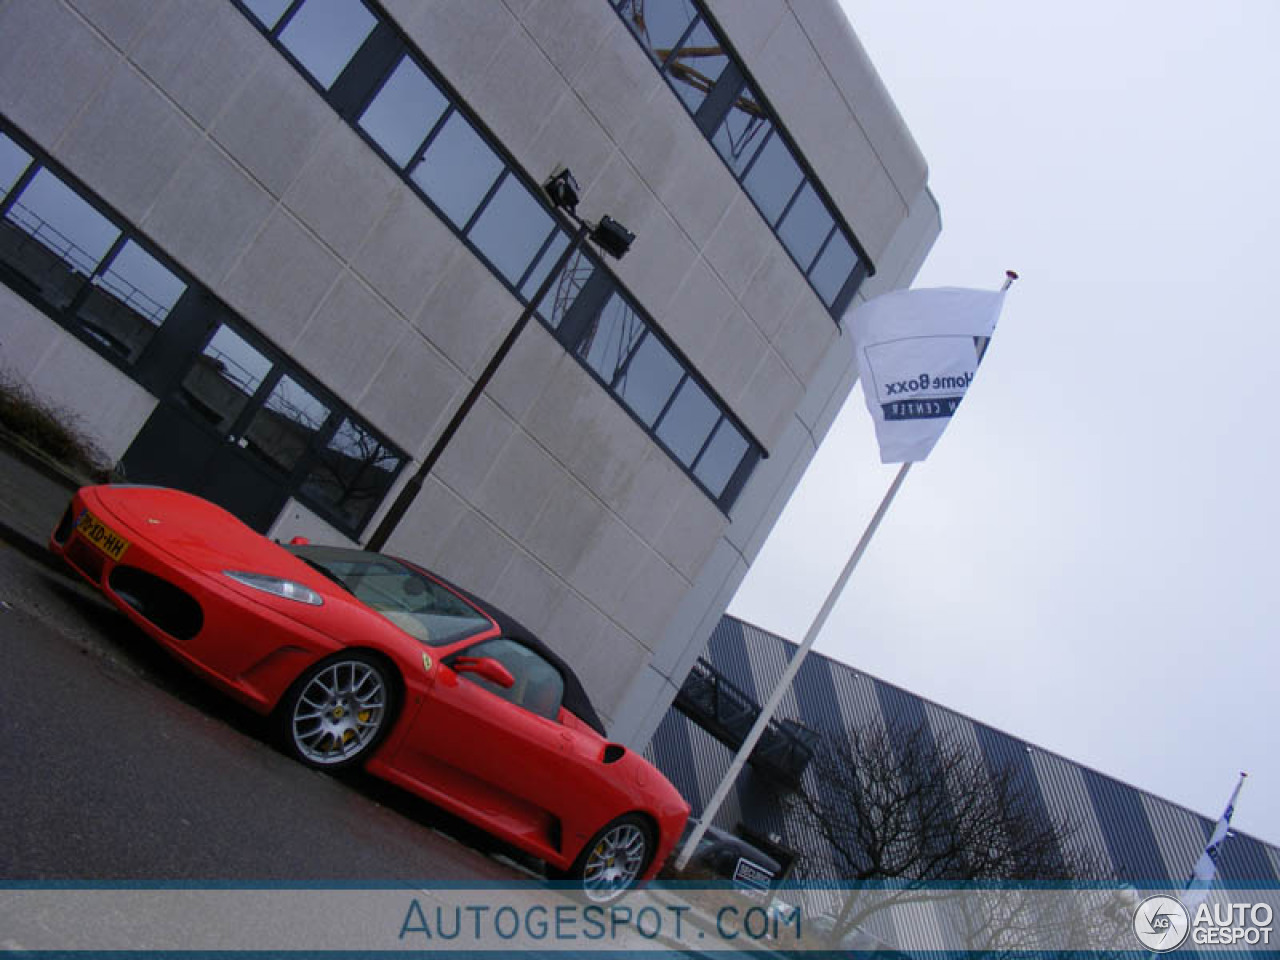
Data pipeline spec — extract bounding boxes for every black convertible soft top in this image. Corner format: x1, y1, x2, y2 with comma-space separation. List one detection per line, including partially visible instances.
427, 568, 609, 739
287, 543, 608, 738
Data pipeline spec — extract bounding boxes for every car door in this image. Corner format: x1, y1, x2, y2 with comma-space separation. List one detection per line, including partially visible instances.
390, 637, 576, 849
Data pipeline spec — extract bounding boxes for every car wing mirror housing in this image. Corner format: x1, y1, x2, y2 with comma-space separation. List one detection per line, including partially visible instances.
452, 656, 515, 689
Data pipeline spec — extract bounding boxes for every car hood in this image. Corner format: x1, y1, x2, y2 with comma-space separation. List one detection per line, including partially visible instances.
92, 486, 323, 585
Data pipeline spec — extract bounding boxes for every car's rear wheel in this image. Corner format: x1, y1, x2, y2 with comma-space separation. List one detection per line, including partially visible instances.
278, 651, 394, 771
570, 814, 654, 903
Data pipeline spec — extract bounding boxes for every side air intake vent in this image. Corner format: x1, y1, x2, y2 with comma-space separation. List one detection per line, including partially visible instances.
602, 744, 626, 764
109, 566, 204, 642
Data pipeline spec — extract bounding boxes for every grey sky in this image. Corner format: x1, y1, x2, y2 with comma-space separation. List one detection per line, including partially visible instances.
730, 0, 1280, 849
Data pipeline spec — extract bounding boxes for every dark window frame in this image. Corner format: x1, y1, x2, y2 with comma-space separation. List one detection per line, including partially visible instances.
610, 0, 875, 317
231, 0, 766, 514
0, 118, 406, 539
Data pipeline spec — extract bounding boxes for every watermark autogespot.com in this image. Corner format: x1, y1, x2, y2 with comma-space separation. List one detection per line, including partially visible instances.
3, 884, 1278, 953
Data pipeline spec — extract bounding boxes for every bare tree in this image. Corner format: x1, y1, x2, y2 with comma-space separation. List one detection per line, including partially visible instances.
787, 720, 1125, 955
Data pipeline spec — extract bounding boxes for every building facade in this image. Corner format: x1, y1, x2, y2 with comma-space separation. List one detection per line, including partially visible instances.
650, 616, 1280, 925
0, 0, 940, 741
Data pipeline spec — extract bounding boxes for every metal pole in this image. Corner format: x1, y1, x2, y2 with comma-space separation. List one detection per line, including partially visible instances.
675, 460, 914, 869
365, 222, 591, 551
675, 269, 1018, 871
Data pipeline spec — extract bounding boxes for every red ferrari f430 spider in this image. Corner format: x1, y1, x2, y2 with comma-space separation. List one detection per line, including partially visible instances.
50, 485, 689, 900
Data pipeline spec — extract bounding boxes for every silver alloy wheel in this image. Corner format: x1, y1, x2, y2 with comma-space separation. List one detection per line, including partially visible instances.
290, 658, 387, 765
581, 821, 648, 902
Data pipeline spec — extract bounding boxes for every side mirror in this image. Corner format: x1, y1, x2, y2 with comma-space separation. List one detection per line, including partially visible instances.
452, 656, 515, 689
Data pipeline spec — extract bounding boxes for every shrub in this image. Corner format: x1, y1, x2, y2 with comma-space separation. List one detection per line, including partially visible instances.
0, 371, 112, 481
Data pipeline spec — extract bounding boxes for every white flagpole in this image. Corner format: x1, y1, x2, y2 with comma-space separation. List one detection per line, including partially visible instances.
674, 270, 1017, 872
1183, 771, 1248, 911
674, 461, 913, 870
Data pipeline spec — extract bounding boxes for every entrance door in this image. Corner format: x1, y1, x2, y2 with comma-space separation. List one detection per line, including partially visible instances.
121, 323, 334, 532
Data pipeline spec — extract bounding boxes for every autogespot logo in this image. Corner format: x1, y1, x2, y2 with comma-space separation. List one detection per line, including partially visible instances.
1134, 895, 1190, 952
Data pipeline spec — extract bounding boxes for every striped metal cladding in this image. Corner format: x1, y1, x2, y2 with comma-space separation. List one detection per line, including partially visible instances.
649, 615, 1280, 890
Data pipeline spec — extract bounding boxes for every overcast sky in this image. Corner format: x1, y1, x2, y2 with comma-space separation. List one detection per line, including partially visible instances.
730, 0, 1280, 850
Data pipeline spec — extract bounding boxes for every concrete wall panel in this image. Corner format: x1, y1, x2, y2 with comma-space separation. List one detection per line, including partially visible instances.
58, 62, 199, 225
0, 0, 116, 149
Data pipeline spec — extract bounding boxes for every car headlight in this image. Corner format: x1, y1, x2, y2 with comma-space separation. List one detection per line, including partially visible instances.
223, 570, 324, 606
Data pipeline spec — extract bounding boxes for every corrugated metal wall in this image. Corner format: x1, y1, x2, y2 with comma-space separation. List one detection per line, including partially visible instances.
647, 615, 1279, 899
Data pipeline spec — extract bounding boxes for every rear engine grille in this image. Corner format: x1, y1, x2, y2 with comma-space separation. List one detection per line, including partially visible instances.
108, 566, 204, 642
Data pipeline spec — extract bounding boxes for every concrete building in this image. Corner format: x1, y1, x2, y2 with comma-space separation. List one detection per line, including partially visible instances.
650, 616, 1280, 925
0, 0, 940, 742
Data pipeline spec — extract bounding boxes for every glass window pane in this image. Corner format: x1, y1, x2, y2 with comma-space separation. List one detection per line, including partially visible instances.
179, 325, 273, 433
357, 55, 448, 169
810, 229, 856, 307
742, 132, 803, 226
0, 132, 32, 203
293, 550, 489, 646
77, 241, 187, 364
467, 174, 555, 285
1, 169, 120, 308
712, 87, 771, 177
278, 0, 376, 90
666, 19, 728, 113
617, 0, 697, 65
535, 245, 594, 328
520, 228, 569, 301
616, 333, 682, 427
693, 418, 749, 498
577, 292, 645, 384
458, 638, 564, 721
410, 112, 503, 228
300, 418, 401, 531
241, 0, 293, 29
244, 374, 330, 474
777, 182, 834, 271
655, 377, 718, 466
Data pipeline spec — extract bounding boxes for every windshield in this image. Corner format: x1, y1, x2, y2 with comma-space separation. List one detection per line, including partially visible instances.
288, 546, 492, 647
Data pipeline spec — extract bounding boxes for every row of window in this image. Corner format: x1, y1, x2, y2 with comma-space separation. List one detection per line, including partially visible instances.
611, 0, 869, 316
233, 0, 761, 510
0, 121, 405, 537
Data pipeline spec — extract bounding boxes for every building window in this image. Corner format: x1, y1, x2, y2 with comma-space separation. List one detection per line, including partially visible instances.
617, 0, 699, 67
409, 111, 504, 229
665, 17, 729, 113
616, 332, 683, 427
357, 55, 449, 168
275, 0, 378, 90
179, 323, 272, 431
467, 173, 558, 286
552, 277, 759, 509
610, 0, 871, 316
232, 0, 764, 513
656, 376, 718, 466
300, 418, 402, 531
0, 135, 190, 366
244, 374, 331, 475
0, 119, 406, 538
79, 241, 188, 364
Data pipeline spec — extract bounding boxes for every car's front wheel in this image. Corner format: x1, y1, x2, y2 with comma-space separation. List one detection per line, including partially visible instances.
570, 814, 654, 903
278, 652, 395, 771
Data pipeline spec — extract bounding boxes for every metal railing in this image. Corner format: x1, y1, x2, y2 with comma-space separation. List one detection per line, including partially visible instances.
674, 657, 817, 788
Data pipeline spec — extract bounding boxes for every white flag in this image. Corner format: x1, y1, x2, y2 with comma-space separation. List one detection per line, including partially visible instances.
1183, 772, 1247, 910
847, 287, 1006, 463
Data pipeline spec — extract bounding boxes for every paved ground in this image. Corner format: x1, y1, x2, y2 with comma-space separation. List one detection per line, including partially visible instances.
0, 444, 744, 956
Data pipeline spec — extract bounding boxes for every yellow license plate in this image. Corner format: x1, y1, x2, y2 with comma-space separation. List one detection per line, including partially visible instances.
75, 509, 130, 561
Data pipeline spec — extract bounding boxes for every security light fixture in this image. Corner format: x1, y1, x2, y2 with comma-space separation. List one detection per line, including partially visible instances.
543, 168, 580, 212
590, 215, 635, 260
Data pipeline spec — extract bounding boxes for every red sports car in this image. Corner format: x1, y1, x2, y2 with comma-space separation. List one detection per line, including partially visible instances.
50, 484, 689, 900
